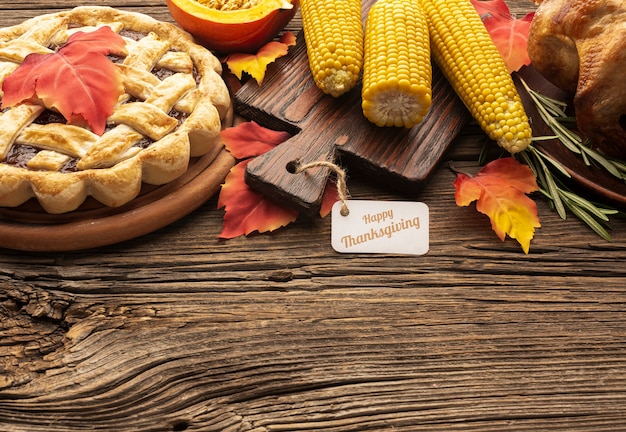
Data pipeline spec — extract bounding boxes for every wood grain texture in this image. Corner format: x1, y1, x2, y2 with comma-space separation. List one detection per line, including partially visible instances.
2, 2, 626, 432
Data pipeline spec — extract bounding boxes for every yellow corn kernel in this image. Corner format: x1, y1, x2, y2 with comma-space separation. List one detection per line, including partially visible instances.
418, 0, 532, 153
362, 0, 432, 128
300, 0, 363, 97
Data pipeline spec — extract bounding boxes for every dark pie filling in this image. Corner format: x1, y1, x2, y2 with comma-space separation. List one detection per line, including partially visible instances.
5, 145, 39, 169
2, 28, 197, 173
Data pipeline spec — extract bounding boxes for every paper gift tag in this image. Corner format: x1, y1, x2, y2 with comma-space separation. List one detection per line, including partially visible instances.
331, 200, 429, 255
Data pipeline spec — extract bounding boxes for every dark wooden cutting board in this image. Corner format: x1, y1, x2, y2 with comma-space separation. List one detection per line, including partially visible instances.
235, 0, 470, 215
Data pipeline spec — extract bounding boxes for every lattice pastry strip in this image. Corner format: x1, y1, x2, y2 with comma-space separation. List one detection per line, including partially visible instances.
0, 39, 53, 63
117, 65, 199, 115
117, 64, 162, 102
0, 6, 231, 214
0, 104, 45, 159
109, 102, 178, 141
16, 16, 68, 47
157, 51, 194, 74
78, 125, 144, 170
16, 122, 98, 158
27, 150, 72, 171
123, 32, 171, 72
145, 72, 197, 112
59, 22, 126, 45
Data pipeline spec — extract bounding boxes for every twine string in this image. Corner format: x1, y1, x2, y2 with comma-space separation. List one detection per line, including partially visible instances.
291, 160, 350, 216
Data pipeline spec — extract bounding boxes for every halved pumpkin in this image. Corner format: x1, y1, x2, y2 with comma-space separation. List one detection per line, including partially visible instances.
166, 0, 299, 54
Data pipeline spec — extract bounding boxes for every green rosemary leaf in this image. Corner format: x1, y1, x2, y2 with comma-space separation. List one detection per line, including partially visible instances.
609, 158, 626, 173
523, 77, 626, 180
553, 122, 583, 153
531, 136, 559, 141
580, 149, 591, 166
530, 145, 571, 178
523, 147, 567, 218
523, 80, 567, 115
567, 203, 613, 242
581, 146, 623, 178
559, 189, 611, 222
600, 208, 620, 216
543, 164, 567, 219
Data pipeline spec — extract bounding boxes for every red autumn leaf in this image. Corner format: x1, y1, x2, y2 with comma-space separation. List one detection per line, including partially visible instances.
218, 121, 298, 238
225, 31, 297, 85
220, 120, 292, 160
319, 181, 339, 218
1, 26, 126, 135
471, 0, 534, 73
472, 0, 510, 16
218, 160, 299, 238
454, 157, 541, 253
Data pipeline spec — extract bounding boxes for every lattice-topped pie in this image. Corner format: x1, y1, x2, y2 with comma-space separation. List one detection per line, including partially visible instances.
0, 6, 231, 213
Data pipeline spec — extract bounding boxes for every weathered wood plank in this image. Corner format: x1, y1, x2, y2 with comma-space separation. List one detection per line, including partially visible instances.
3, 279, 626, 431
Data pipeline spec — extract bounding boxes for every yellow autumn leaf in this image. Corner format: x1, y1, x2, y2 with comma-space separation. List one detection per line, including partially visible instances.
226, 31, 296, 85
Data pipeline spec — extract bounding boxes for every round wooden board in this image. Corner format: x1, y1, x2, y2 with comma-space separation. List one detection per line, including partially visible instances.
0, 148, 235, 252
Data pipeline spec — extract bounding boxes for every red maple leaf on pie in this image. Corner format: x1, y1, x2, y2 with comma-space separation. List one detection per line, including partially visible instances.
1, 26, 126, 135
218, 120, 339, 238
453, 157, 541, 254
471, 0, 534, 73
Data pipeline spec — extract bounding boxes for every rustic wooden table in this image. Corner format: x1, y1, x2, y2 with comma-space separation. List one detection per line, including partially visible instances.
2, 1, 626, 431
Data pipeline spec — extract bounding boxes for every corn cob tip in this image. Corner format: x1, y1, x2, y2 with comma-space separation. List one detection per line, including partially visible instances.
362, 85, 431, 128
319, 69, 358, 98
497, 133, 532, 154
483, 98, 533, 153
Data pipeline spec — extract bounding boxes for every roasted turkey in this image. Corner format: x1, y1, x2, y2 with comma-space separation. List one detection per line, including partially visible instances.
527, 0, 626, 158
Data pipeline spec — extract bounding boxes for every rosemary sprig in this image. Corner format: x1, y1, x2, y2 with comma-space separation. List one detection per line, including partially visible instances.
514, 79, 625, 241
518, 146, 618, 241
519, 78, 626, 180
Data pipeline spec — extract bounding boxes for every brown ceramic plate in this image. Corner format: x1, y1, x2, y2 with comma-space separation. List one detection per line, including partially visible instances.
515, 66, 626, 207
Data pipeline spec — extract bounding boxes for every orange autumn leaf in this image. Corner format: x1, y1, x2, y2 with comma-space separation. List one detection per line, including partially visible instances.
225, 31, 297, 85
1, 26, 126, 135
454, 157, 541, 254
471, 0, 534, 73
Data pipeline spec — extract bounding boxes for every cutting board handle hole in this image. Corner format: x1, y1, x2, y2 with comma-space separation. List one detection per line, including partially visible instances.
285, 160, 299, 174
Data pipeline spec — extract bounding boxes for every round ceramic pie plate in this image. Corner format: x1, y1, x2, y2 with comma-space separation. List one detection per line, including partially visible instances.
0, 110, 235, 253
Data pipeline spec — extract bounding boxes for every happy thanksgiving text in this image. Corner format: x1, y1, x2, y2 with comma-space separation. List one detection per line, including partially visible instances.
340, 209, 422, 248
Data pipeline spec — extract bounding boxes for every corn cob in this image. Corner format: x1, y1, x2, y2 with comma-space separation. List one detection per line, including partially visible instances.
300, 0, 363, 97
418, 0, 532, 153
362, 0, 432, 128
